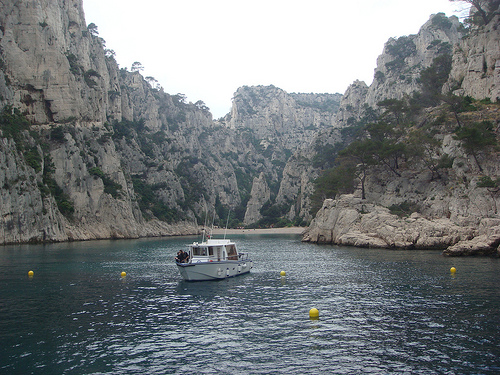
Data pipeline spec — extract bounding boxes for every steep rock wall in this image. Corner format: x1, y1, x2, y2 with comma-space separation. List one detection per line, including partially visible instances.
303, 13, 500, 255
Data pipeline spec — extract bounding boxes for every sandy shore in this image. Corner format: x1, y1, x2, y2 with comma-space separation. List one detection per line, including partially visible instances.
211, 227, 306, 235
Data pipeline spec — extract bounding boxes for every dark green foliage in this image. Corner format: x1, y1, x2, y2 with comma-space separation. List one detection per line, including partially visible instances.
378, 98, 415, 125
416, 54, 453, 107
437, 154, 455, 169
132, 178, 179, 222
89, 167, 122, 198
89, 167, 105, 179
477, 176, 499, 188
312, 143, 344, 168
175, 158, 205, 210
244, 201, 291, 228
214, 198, 245, 228
111, 119, 135, 140
310, 163, 356, 215
388, 201, 420, 217
65, 52, 82, 75
296, 98, 340, 113
166, 112, 187, 129
0, 105, 30, 148
385, 36, 416, 72
84, 69, 101, 87
431, 13, 453, 29
87, 23, 99, 36
234, 169, 253, 198
25, 147, 42, 172
50, 126, 67, 142
454, 121, 498, 172
111, 119, 156, 158
42, 154, 74, 218
375, 70, 385, 83
459, 0, 500, 26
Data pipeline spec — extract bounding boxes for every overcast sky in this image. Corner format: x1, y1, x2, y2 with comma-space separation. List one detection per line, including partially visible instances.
82, 0, 466, 118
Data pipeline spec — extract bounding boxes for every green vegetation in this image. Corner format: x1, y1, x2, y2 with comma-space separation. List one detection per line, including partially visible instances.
431, 13, 453, 29
65, 52, 82, 75
87, 23, 99, 37
25, 147, 42, 172
296, 98, 340, 113
477, 176, 500, 188
454, 121, 497, 172
0, 106, 76, 218
415, 54, 453, 107
310, 163, 356, 214
452, 0, 500, 26
84, 69, 101, 87
310, 39, 499, 216
385, 36, 416, 72
0, 105, 31, 150
388, 201, 420, 217
89, 167, 122, 198
132, 178, 179, 222
244, 200, 293, 229
41, 154, 75, 218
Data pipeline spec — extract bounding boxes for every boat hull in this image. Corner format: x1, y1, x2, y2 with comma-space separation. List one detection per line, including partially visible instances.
177, 260, 253, 281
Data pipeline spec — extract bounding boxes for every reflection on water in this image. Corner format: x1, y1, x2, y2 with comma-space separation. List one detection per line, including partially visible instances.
1, 234, 499, 374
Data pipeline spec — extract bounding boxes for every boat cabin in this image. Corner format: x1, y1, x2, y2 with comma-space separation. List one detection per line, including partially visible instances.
189, 239, 239, 262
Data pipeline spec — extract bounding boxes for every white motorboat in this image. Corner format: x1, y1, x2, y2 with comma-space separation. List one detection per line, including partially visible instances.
176, 237, 253, 281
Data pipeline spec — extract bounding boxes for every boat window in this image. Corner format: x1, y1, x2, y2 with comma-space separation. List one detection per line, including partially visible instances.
192, 247, 208, 256
227, 244, 238, 260
208, 247, 214, 256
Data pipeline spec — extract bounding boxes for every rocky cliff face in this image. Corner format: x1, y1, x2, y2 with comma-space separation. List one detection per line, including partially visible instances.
243, 172, 270, 225
226, 85, 341, 158
336, 13, 464, 127
223, 85, 342, 225
0, 0, 342, 244
303, 13, 500, 256
2, 2, 498, 253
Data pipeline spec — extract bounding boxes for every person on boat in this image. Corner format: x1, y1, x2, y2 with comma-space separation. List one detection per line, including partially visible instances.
176, 250, 190, 263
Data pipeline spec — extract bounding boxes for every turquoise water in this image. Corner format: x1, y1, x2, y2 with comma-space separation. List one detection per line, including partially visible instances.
0, 234, 499, 374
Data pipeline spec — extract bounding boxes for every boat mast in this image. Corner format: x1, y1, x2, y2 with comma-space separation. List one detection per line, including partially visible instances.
202, 209, 209, 243
223, 210, 230, 240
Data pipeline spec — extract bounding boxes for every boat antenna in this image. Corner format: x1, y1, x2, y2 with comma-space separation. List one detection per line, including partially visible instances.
202, 208, 209, 243
210, 211, 216, 238
223, 210, 231, 239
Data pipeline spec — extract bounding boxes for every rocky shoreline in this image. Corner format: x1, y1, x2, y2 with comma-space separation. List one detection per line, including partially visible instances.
302, 195, 500, 257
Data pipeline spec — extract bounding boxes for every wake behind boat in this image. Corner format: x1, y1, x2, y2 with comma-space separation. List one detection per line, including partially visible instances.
176, 237, 253, 281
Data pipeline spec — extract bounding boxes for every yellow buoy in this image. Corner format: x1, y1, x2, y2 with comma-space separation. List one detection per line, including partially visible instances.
450, 267, 456, 274
121, 271, 127, 277
280, 270, 286, 277
28, 270, 34, 277
309, 308, 319, 319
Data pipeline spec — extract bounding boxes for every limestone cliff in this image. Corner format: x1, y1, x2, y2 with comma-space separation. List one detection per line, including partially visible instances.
0, 0, 341, 243
220, 85, 342, 226
243, 172, 270, 225
303, 12, 500, 256
225, 85, 341, 158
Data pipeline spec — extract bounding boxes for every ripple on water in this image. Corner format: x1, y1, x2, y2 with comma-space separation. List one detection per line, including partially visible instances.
1, 236, 499, 374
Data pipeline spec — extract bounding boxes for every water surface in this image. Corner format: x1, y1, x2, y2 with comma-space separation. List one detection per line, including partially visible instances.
1, 234, 499, 374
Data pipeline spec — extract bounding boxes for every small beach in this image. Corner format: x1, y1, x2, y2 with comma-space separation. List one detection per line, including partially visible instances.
211, 227, 305, 235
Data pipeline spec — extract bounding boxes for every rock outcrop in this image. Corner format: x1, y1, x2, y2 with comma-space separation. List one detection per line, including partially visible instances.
0, 0, 343, 243
243, 172, 270, 225
226, 85, 341, 155
303, 195, 476, 249
302, 12, 500, 256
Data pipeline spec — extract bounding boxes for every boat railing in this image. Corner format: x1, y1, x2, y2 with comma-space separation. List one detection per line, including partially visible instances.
238, 253, 250, 260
